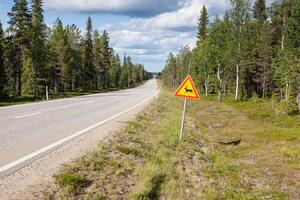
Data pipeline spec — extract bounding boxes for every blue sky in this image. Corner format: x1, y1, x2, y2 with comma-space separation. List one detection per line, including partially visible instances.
0, 0, 272, 72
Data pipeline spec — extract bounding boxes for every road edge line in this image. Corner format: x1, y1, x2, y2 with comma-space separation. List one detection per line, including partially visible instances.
0, 94, 155, 174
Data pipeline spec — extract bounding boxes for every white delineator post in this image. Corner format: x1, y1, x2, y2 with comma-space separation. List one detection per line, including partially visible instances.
180, 98, 187, 140
46, 86, 49, 101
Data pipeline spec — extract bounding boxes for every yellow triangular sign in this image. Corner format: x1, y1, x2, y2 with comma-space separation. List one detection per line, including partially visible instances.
174, 75, 200, 100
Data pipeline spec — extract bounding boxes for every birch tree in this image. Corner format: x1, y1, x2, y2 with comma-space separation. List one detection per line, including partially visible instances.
229, 0, 250, 101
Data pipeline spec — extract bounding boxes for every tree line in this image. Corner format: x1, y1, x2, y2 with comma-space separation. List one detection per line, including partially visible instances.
162, 0, 300, 113
0, 0, 150, 98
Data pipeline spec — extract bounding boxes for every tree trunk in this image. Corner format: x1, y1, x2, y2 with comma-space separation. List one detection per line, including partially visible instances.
281, 13, 286, 50
262, 79, 266, 99
235, 64, 239, 101
54, 76, 58, 94
204, 73, 209, 96
235, 25, 241, 101
285, 82, 289, 101
217, 63, 222, 101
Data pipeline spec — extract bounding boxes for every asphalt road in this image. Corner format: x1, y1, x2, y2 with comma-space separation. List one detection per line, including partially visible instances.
0, 80, 157, 175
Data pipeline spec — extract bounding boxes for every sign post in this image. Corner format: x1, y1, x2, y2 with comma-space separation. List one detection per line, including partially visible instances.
180, 98, 187, 139
174, 75, 200, 139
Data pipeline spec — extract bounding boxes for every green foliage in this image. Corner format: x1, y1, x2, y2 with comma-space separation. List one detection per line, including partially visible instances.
1, 2, 150, 101
57, 169, 88, 194
162, 0, 300, 111
197, 6, 209, 45
253, 0, 267, 22
286, 0, 300, 53
0, 22, 5, 97
137, 173, 166, 200
111, 54, 121, 88
31, 0, 47, 97
120, 55, 129, 88
49, 18, 68, 93
7, 0, 32, 96
21, 48, 35, 95
83, 16, 94, 90
100, 30, 111, 89
117, 146, 142, 157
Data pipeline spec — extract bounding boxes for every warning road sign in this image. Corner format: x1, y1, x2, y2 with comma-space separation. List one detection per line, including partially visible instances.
174, 75, 200, 100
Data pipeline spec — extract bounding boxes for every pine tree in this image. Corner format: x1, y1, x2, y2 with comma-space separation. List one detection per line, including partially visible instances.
92, 30, 101, 89
31, 0, 47, 97
100, 30, 110, 89
65, 24, 82, 90
7, 0, 31, 96
120, 55, 129, 88
127, 56, 134, 87
110, 53, 121, 88
286, 0, 300, 52
252, 0, 272, 98
286, 0, 300, 111
49, 18, 67, 93
269, 1, 283, 47
253, 0, 267, 22
83, 17, 94, 89
21, 48, 35, 95
0, 22, 5, 96
197, 6, 208, 46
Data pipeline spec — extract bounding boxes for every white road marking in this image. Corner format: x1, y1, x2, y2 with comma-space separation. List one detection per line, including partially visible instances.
0, 93, 155, 174
14, 112, 42, 119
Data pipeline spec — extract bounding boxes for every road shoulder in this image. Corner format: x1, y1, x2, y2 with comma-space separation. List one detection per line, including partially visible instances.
0, 98, 153, 200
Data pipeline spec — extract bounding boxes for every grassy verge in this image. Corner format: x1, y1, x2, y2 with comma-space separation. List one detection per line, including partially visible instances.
44, 88, 299, 199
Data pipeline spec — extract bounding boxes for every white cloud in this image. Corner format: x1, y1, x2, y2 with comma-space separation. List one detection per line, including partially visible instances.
101, 0, 218, 71
45, 0, 230, 71
44, 0, 187, 17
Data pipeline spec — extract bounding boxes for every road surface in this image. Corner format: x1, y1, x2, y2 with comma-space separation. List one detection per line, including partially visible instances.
0, 80, 157, 176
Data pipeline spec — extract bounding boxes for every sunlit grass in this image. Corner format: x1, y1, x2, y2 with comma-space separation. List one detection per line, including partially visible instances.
48, 88, 299, 199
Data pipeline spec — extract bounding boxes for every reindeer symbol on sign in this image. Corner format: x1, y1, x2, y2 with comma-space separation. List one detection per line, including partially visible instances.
184, 85, 193, 94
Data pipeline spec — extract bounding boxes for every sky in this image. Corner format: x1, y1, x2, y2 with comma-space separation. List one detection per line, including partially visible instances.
0, 0, 271, 72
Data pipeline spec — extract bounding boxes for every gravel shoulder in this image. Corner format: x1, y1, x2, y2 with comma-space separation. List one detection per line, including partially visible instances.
0, 99, 153, 200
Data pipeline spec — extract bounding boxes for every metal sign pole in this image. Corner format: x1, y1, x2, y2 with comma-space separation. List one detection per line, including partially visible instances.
179, 60, 191, 140
179, 98, 187, 140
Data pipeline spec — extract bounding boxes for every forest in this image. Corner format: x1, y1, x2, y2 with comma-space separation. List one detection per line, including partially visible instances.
0, 0, 150, 99
161, 0, 300, 114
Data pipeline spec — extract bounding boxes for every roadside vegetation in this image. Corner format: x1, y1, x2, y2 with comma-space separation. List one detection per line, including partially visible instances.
42, 88, 299, 199
162, 0, 300, 113
0, 0, 151, 105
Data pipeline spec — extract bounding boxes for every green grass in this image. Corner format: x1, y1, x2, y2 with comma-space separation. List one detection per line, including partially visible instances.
45, 88, 299, 199
117, 146, 143, 156
56, 169, 89, 194
0, 96, 38, 107
223, 97, 300, 126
